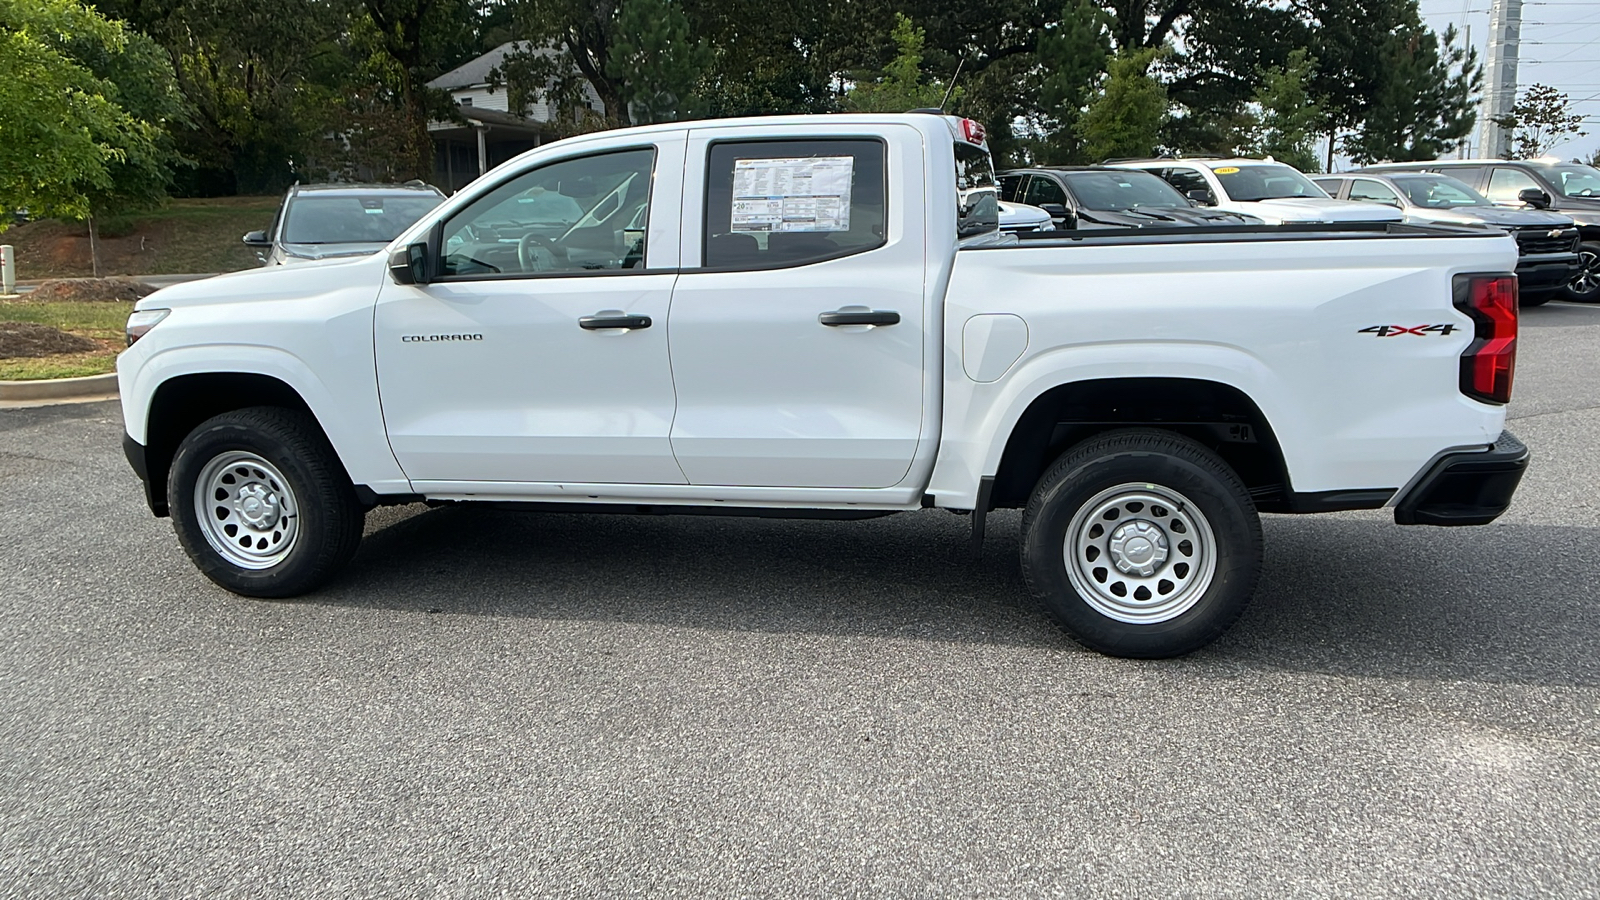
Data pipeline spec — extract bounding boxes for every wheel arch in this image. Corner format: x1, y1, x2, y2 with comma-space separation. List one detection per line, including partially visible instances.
139, 372, 324, 517
988, 377, 1293, 511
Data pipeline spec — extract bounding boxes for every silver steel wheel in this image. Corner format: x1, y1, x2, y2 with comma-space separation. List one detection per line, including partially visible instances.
1575, 247, 1600, 295
193, 451, 300, 570
1063, 482, 1217, 625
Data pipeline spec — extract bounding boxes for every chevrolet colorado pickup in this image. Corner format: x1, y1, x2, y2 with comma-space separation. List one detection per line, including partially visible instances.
118, 113, 1529, 658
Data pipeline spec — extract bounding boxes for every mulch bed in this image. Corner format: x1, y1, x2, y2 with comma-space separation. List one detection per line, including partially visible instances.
25, 278, 158, 303
0, 322, 102, 359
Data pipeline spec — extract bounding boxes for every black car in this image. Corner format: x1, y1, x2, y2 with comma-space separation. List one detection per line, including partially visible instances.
1359, 159, 1600, 302
244, 182, 447, 266
1000, 167, 1262, 229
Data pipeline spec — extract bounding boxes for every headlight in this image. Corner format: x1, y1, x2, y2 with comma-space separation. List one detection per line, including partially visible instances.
126, 309, 170, 345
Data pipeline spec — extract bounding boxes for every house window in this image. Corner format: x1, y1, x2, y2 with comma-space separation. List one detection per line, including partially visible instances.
459, 97, 472, 106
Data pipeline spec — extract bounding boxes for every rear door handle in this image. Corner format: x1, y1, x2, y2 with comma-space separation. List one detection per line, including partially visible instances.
819, 309, 900, 327
579, 313, 652, 330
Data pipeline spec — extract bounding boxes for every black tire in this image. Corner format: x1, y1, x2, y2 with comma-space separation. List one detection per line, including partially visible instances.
168, 407, 363, 598
1020, 429, 1263, 658
1520, 290, 1554, 308
1565, 241, 1600, 303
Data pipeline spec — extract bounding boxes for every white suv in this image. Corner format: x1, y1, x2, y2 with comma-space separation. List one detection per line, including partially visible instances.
1110, 158, 1404, 225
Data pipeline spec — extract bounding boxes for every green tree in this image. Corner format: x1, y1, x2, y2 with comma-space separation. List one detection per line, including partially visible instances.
1247, 48, 1322, 172
362, 0, 481, 179
1031, 0, 1112, 163
606, 0, 711, 123
0, 0, 181, 271
1494, 84, 1588, 160
1079, 47, 1168, 162
1342, 24, 1478, 164
844, 13, 950, 113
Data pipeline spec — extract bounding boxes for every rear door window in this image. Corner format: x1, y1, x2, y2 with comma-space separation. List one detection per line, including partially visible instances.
703, 138, 886, 269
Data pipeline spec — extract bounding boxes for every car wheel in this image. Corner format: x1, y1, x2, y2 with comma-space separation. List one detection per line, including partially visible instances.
1565, 241, 1600, 303
168, 407, 364, 598
1020, 429, 1263, 658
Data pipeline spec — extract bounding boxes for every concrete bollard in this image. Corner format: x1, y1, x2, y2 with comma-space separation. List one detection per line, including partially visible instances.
0, 245, 14, 294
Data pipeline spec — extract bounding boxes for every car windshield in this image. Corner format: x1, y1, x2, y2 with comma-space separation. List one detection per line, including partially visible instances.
1392, 174, 1491, 208
1548, 164, 1600, 198
281, 193, 443, 244
1213, 164, 1328, 202
1062, 171, 1188, 210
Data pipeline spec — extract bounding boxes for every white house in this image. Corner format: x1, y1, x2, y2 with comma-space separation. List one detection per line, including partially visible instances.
427, 43, 607, 192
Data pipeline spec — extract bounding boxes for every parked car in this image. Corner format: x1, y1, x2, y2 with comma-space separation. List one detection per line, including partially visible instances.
1315, 171, 1580, 306
997, 200, 1055, 233
1358, 158, 1600, 302
244, 183, 447, 266
122, 113, 1527, 660
1001, 167, 1260, 229
1107, 157, 1404, 225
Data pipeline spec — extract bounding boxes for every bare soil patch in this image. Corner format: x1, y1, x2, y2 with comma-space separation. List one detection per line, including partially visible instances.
26, 279, 159, 304
0, 323, 102, 359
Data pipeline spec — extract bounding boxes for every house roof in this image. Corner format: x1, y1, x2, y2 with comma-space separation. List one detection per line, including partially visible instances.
428, 42, 558, 90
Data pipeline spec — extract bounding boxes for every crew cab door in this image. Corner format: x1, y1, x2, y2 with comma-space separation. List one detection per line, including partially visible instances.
665, 125, 928, 488
374, 133, 689, 487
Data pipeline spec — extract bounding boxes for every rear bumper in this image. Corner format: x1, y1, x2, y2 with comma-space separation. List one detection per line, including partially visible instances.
1393, 431, 1528, 526
1516, 252, 1581, 292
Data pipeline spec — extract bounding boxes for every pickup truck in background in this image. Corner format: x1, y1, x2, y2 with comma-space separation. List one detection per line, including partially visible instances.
118, 114, 1529, 658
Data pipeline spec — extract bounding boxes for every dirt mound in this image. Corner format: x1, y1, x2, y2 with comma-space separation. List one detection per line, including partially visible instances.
0, 322, 102, 359
26, 279, 158, 303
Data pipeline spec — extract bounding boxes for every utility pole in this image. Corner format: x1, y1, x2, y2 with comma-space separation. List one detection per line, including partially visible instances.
1477, 0, 1522, 159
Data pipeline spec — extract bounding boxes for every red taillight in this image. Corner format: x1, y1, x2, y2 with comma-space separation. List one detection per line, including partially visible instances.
961, 118, 987, 146
1453, 274, 1517, 404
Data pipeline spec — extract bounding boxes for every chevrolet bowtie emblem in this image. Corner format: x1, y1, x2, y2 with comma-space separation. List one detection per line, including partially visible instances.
1550, 229, 1565, 238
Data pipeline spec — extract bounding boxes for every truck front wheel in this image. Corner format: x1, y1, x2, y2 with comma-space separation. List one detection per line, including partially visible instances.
168, 407, 364, 598
1020, 429, 1263, 658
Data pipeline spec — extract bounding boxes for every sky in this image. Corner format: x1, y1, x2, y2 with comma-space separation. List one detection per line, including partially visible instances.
1420, 0, 1600, 163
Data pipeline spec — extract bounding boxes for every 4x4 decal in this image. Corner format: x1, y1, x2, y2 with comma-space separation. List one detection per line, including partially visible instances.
1358, 324, 1459, 337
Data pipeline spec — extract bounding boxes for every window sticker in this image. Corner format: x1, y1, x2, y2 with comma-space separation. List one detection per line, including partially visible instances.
731, 156, 854, 233
1213, 166, 1240, 174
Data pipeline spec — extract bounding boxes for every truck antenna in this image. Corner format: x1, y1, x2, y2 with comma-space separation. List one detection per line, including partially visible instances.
939, 58, 966, 112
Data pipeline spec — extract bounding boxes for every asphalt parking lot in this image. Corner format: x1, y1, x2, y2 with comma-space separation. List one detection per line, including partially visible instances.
3, 302, 1599, 898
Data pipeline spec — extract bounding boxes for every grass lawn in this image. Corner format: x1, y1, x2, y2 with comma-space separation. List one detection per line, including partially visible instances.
2, 196, 279, 280
0, 299, 130, 380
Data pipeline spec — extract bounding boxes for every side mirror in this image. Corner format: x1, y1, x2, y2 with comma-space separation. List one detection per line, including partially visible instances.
389, 242, 431, 285
1517, 187, 1552, 209
1186, 189, 1214, 206
1038, 203, 1075, 228
242, 230, 271, 247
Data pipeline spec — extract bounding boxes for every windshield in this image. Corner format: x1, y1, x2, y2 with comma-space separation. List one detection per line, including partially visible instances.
1062, 171, 1188, 210
282, 193, 442, 244
1213, 164, 1328, 202
1392, 174, 1491, 208
1548, 164, 1600, 198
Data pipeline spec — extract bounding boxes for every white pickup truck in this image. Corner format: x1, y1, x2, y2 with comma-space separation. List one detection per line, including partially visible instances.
118, 113, 1529, 658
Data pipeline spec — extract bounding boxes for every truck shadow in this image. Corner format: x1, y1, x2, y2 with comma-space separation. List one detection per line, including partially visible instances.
323, 505, 1600, 687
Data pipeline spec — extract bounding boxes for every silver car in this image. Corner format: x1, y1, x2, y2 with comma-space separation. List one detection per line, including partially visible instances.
244, 182, 447, 266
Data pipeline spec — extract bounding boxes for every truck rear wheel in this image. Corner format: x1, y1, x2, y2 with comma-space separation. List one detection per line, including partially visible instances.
1020, 429, 1263, 658
168, 407, 363, 598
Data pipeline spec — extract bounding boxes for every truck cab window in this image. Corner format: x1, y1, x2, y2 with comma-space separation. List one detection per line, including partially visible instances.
440, 147, 655, 278
702, 139, 887, 269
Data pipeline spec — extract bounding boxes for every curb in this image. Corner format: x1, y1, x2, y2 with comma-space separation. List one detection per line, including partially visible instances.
0, 373, 118, 402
